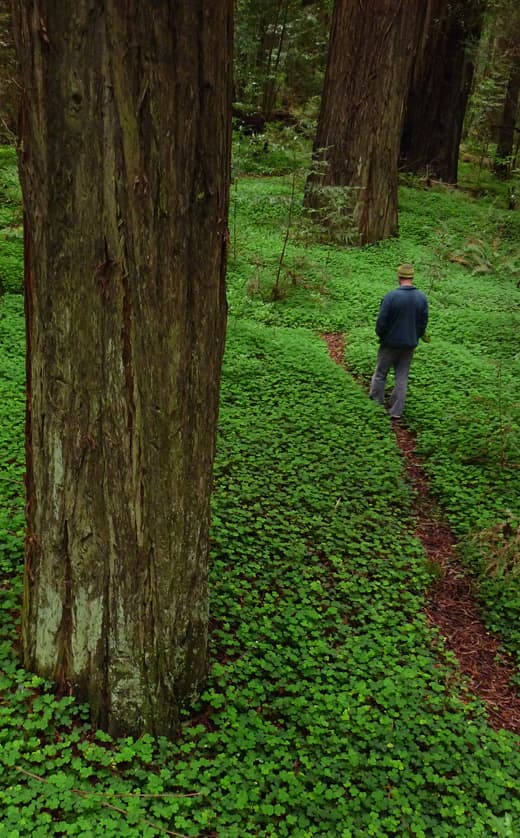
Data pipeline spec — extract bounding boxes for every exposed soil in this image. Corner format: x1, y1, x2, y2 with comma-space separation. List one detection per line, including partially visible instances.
323, 332, 520, 736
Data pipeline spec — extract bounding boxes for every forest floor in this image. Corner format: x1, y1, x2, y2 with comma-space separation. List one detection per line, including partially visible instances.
1, 142, 520, 836
323, 332, 520, 736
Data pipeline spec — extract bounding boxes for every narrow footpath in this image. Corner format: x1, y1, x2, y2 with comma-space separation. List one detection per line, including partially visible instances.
323, 333, 520, 737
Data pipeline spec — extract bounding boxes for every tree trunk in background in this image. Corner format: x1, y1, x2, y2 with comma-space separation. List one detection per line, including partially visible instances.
304, 0, 427, 245
494, 57, 520, 176
261, 0, 290, 119
234, 0, 331, 118
400, 0, 486, 183
0, 8, 19, 141
11, 1, 232, 738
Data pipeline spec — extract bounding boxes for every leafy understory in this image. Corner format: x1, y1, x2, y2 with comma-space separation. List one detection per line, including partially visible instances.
1, 140, 520, 836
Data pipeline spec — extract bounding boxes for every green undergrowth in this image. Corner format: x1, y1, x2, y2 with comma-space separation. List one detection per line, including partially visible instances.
233, 124, 312, 177
228, 163, 520, 674
1, 310, 520, 835
1, 143, 520, 835
0, 146, 23, 295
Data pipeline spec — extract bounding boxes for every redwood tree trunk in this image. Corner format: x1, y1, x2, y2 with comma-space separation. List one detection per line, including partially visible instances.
304, 0, 426, 245
11, 1, 232, 737
400, 0, 485, 183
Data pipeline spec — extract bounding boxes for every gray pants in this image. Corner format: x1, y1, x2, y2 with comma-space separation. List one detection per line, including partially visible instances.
369, 345, 415, 418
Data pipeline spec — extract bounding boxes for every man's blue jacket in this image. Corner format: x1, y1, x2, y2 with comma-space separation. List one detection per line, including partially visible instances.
375, 285, 428, 348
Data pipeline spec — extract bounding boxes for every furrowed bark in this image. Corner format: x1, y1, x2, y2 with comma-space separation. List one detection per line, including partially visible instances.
305, 0, 427, 245
400, 0, 485, 183
12, 0, 232, 737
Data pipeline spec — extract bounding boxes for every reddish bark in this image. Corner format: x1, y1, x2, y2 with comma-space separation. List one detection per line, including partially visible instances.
12, 0, 233, 737
305, 0, 428, 244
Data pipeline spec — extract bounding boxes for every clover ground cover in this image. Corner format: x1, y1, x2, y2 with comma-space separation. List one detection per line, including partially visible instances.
0, 147, 519, 836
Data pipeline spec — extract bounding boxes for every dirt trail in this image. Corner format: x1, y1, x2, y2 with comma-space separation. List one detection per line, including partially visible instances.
323, 333, 520, 736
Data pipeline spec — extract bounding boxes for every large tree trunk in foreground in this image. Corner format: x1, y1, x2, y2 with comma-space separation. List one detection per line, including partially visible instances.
12, 1, 232, 737
304, 0, 426, 245
400, 0, 485, 183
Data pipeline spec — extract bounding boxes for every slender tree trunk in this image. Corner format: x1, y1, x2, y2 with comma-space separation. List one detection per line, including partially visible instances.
400, 0, 485, 183
261, 0, 290, 119
0, 8, 19, 141
495, 57, 520, 177
305, 0, 427, 245
11, 0, 232, 738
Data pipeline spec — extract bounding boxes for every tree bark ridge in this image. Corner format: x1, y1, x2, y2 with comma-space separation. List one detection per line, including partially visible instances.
12, 0, 232, 737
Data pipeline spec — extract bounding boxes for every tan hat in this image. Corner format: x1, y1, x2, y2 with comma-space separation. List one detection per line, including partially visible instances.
398, 263, 414, 279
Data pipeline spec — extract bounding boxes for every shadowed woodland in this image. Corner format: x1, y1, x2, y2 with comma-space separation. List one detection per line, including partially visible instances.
0, 1, 520, 836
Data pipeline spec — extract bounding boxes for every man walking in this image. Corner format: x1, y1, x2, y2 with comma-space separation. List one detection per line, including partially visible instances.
369, 264, 428, 419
